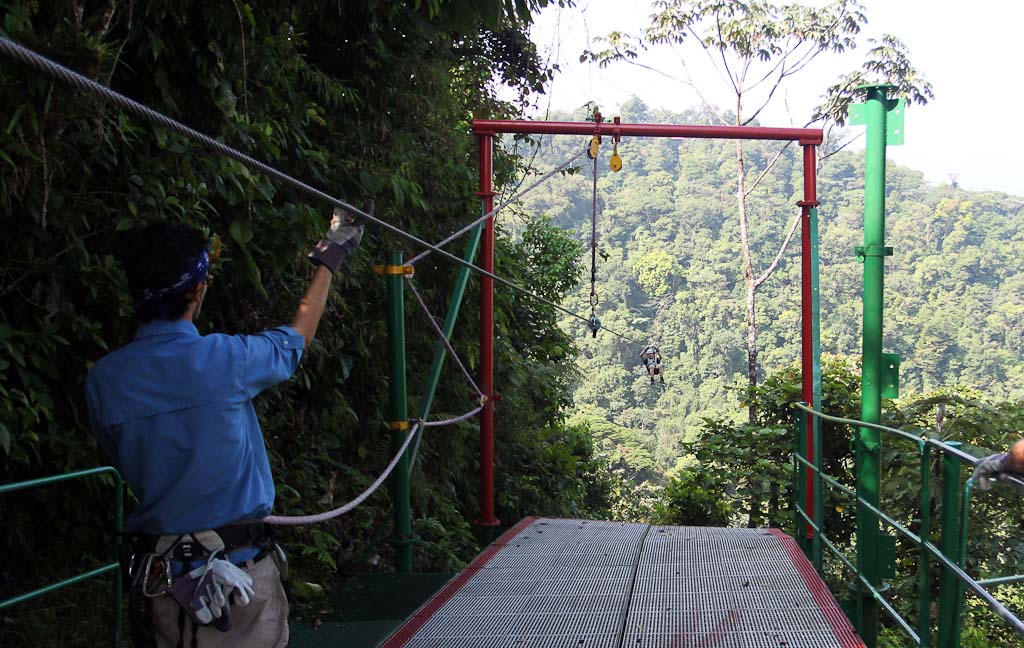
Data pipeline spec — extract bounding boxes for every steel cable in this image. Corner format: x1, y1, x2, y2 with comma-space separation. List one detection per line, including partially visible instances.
0, 37, 640, 344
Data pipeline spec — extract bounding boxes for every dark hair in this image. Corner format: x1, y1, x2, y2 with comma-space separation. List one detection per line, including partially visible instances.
117, 223, 206, 323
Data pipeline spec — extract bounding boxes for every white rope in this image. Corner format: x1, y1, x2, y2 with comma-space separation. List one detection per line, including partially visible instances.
263, 423, 419, 525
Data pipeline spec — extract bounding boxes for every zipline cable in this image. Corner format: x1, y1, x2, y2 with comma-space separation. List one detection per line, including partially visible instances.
407, 145, 588, 266
0, 37, 642, 344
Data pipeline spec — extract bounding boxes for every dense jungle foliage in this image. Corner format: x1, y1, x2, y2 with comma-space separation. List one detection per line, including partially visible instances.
0, 1, 610, 644
2, 0, 1023, 645
516, 100, 1024, 645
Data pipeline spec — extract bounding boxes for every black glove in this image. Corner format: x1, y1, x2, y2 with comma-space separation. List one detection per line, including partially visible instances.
308, 200, 373, 272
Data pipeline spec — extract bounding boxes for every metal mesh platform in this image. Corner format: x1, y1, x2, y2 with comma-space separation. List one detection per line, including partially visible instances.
383, 518, 864, 648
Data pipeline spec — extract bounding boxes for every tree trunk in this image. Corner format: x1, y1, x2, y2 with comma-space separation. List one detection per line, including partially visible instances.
735, 141, 758, 426
735, 137, 762, 528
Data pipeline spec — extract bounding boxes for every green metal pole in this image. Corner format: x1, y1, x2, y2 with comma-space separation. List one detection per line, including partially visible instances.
812, 414, 824, 572
936, 442, 962, 648
113, 475, 123, 647
856, 83, 892, 648
385, 250, 413, 573
952, 480, 973, 648
407, 223, 484, 475
795, 407, 808, 555
810, 207, 822, 422
917, 443, 932, 648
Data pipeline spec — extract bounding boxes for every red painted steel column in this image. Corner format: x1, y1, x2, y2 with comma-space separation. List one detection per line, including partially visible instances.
477, 133, 499, 527
800, 145, 820, 539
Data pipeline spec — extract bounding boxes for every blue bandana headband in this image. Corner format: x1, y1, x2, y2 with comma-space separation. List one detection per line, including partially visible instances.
133, 249, 210, 310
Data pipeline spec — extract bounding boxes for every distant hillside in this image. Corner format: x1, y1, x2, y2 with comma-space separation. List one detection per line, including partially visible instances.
514, 99, 1024, 472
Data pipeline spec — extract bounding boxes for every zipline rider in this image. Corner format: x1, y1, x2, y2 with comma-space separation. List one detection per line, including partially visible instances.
640, 344, 664, 384
85, 207, 365, 648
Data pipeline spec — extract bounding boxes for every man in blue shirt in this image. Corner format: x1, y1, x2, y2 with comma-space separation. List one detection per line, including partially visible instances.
87, 207, 364, 648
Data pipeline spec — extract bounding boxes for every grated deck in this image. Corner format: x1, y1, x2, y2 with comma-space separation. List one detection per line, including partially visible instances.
382, 518, 864, 648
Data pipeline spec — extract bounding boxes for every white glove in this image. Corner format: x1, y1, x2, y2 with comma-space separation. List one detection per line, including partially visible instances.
209, 558, 255, 606
189, 567, 227, 624
325, 204, 367, 248
972, 452, 1008, 491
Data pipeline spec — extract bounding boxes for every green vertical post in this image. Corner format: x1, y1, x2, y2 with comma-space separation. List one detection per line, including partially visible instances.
811, 414, 823, 572
810, 207, 822, 424
936, 442, 962, 648
113, 475, 123, 647
385, 250, 413, 573
855, 84, 894, 648
917, 443, 932, 648
794, 407, 808, 555
952, 480, 973, 648
809, 206, 823, 572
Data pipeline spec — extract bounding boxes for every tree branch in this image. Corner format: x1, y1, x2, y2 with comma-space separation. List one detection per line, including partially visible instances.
744, 142, 793, 197
754, 209, 802, 288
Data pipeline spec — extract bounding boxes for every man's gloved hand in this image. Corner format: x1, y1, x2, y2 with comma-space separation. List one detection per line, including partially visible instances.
972, 452, 1008, 491
209, 558, 255, 606
308, 200, 373, 273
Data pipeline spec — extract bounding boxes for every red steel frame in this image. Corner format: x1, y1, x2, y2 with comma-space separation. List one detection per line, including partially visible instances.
471, 118, 823, 530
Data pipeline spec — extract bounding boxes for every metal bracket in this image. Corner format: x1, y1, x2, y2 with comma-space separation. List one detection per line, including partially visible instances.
849, 98, 905, 146
375, 265, 415, 277
879, 535, 897, 578
855, 245, 893, 263
881, 353, 900, 398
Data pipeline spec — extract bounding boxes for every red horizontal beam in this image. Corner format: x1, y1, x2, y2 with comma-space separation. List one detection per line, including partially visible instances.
473, 119, 823, 144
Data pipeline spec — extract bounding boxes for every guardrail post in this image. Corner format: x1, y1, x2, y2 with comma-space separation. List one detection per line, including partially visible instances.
937, 441, 962, 648
385, 250, 413, 573
812, 414, 823, 571
113, 475, 124, 647
794, 406, 808, 556
917, 443, 932, 648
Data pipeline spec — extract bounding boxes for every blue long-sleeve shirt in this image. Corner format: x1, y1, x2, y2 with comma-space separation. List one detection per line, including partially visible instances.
85, 319, 304, 535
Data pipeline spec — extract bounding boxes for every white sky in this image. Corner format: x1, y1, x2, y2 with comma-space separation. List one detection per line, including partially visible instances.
521, 0, 1023, 196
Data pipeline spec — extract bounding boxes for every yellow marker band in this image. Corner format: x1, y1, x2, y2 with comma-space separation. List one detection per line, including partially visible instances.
389, 420, 410, 430
374, 265, 415, 276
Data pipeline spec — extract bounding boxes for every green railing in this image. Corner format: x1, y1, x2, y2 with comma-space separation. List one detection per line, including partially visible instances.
792, 402, 1024, 647
0, 466, 124, 646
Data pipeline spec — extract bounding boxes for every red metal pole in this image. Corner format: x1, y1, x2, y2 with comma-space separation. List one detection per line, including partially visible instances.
473, 119, 822, 144
800, 144, 820, 539
477, 134, 499, 528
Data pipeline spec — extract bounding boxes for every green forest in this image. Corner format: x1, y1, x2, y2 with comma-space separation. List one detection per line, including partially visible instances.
1, 1, 1022, 647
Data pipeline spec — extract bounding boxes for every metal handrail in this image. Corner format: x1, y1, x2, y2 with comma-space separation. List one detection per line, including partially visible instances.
0, 466, 124, 646
792, 403, 1024, 646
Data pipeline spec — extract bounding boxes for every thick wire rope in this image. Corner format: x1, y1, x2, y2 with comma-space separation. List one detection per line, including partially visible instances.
405, 278, 483, 399
0, 37, 641, 344
263, 423, 420, 525
407, 145, 588, 266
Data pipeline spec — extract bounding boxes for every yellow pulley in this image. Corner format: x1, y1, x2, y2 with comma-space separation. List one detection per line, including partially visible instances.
609, 141, 622, 172
588, 135, 600, 159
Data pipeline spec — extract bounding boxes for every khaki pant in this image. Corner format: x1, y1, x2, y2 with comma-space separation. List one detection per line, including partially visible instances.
150, 553, 289, 648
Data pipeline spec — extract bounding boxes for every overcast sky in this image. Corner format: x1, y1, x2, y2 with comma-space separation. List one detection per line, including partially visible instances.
521, 0, 1022, 196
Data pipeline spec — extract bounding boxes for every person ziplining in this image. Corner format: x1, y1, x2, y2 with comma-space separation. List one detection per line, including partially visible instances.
640, 343, 665, 384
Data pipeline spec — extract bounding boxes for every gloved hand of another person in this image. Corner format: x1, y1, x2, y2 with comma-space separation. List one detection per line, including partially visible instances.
308, 200, 373, 273
971, 452, 1008, 491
